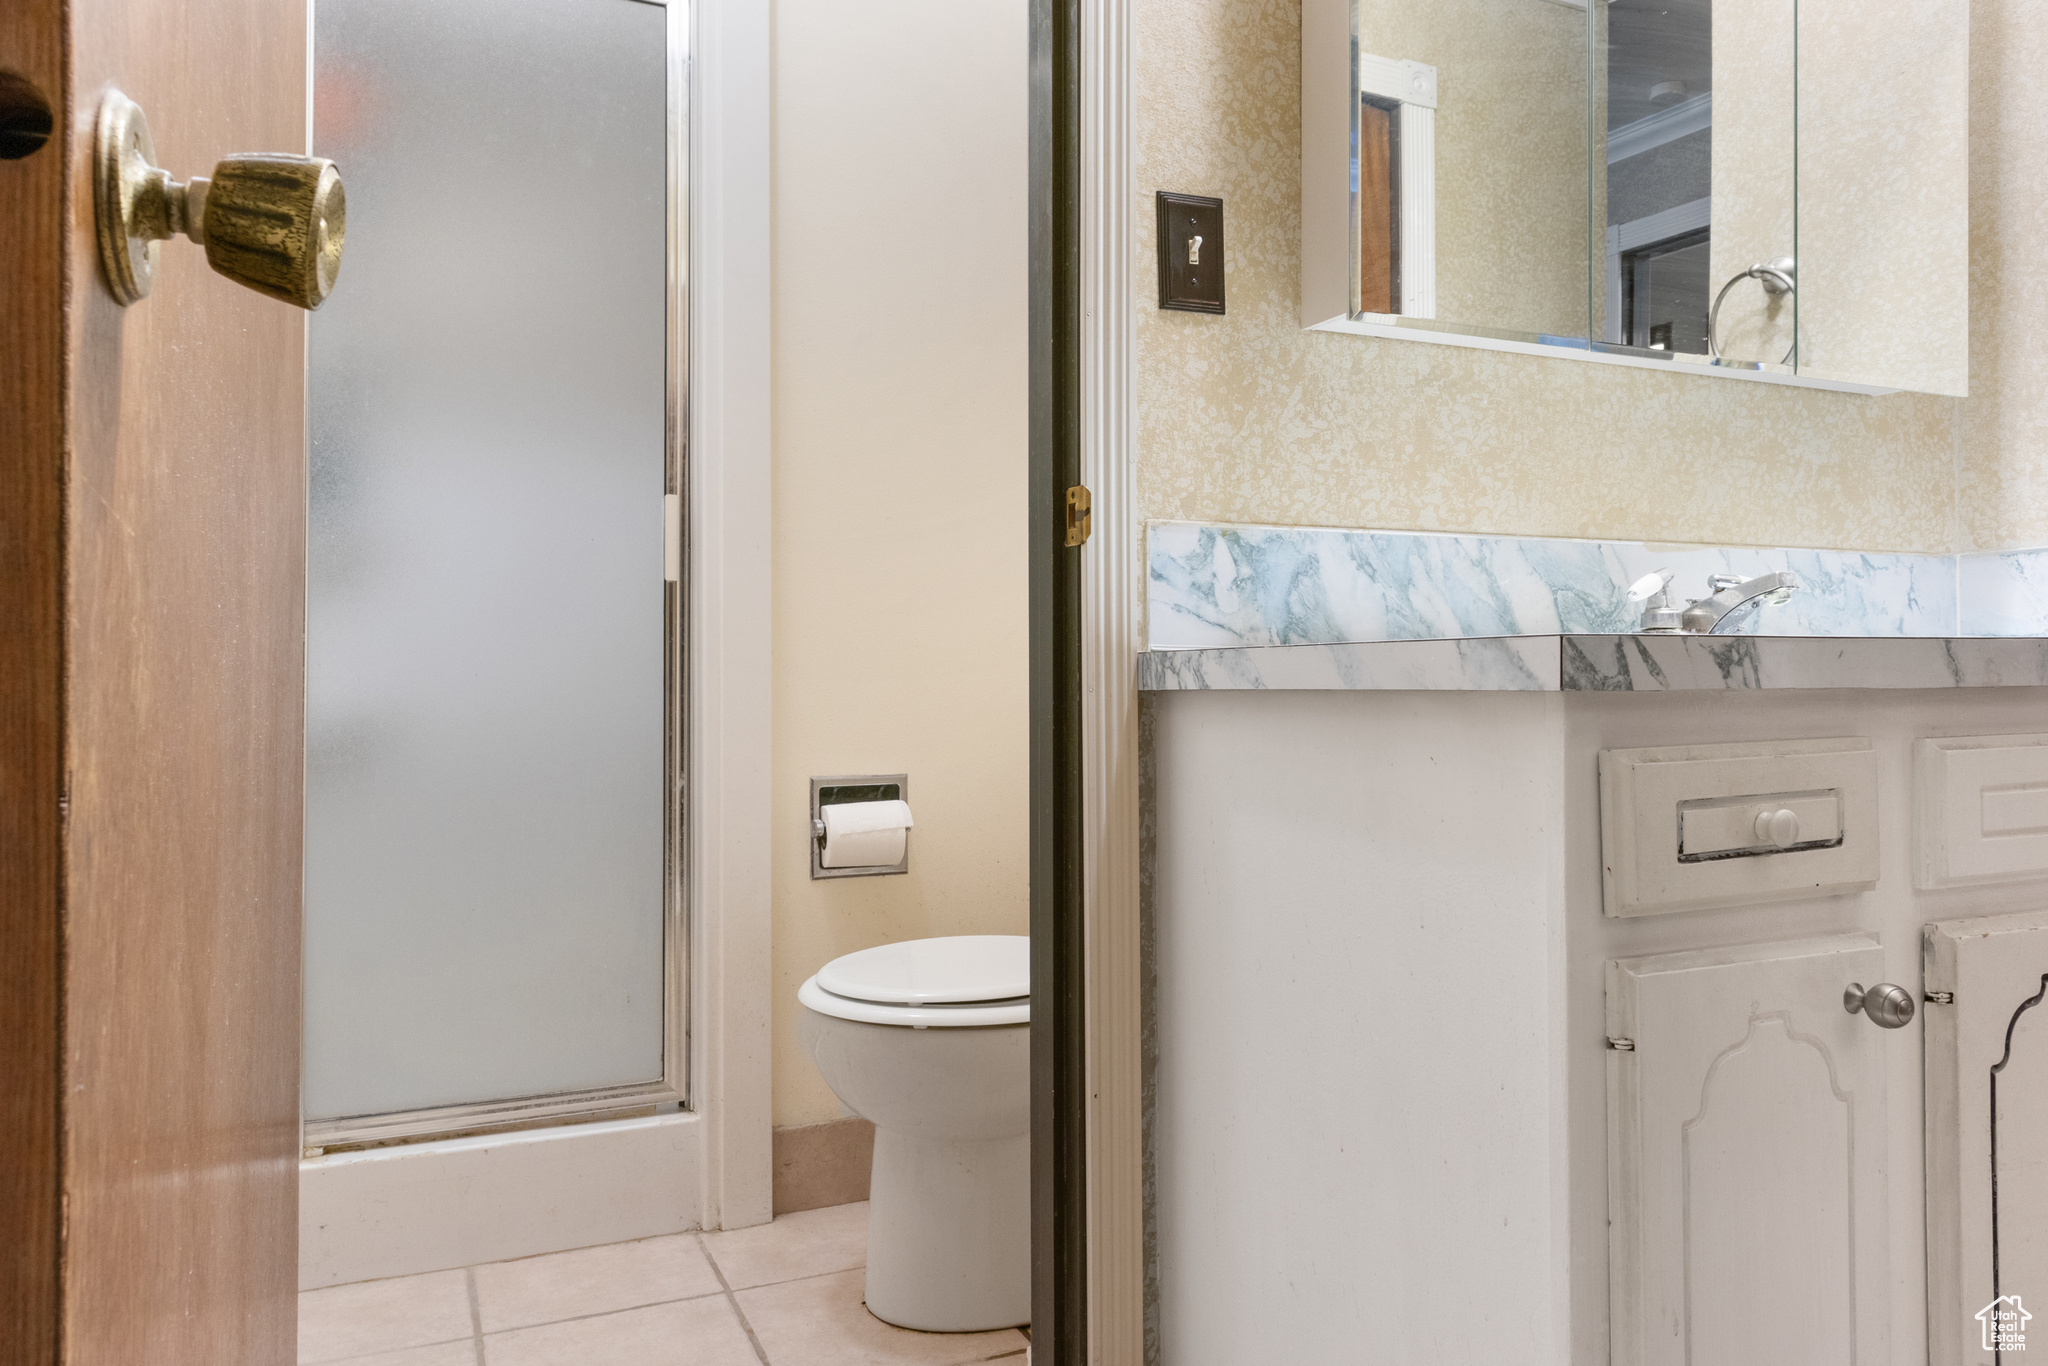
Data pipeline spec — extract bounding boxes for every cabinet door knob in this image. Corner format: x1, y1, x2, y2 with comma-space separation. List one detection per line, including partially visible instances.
1843, 981, 1915, 1029
1754, 806, 1801, 848
94, 89, 345, 310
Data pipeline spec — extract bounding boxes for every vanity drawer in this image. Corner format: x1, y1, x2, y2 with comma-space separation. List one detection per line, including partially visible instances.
1917, 734, 2048, 888
1599, 738, 1880, 917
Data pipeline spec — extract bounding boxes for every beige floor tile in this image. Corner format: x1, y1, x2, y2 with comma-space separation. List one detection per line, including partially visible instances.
473, 1234, 724, 1332
702, 1201, 869, 1291
318, 1343, 480, 1366
735, 1269, 1027, 1366
298, 1270, 475, 1364
482, 1297, 760, 1366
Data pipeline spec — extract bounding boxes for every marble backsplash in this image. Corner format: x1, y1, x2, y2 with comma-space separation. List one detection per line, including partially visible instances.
1959, 549, 2048, 635
1148, 521, 2048, 650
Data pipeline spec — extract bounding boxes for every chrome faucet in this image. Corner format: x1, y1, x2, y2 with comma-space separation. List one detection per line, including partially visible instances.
1627, 569, 1801, 635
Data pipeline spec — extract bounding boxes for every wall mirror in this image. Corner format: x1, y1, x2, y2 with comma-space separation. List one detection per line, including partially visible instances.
1301, 0, 1968, 397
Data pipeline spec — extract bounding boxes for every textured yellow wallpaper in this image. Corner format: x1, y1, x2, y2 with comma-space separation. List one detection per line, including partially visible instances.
1135, 0, 1963, 555
1959, 0, 2048, 551
1797, 0, 1970, 394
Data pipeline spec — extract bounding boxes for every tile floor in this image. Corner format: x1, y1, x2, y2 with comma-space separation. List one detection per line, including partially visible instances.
297, 1201, 1029, 1366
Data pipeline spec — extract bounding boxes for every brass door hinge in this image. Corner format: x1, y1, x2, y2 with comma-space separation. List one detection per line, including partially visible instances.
1064, 485, 1092, 547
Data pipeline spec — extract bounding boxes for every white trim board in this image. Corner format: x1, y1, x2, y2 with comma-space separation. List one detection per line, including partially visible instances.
1354, 53, 1437, 319
1081, 0, 1143, 1357
1606, 93, 1711, 165
1355, 53, 1435, 109
299, 1114, 704, 1289
685, 0, 775, 1234
1613, 196, 1710, 255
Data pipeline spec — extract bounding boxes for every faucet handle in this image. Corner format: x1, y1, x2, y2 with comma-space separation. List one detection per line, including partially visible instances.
1628, 569, 1686, 633
1627, 569, 1675, 603
1708, 573, 1744, 593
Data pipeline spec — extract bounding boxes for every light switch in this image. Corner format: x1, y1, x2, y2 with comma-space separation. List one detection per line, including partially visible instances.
1157, 191, 1224, 314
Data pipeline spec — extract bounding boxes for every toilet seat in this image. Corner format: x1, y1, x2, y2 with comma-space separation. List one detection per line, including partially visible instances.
800, 934, 1030, 1028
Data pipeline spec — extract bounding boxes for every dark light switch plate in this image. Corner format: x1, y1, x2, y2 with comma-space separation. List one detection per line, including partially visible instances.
1157, 191, 1224, 314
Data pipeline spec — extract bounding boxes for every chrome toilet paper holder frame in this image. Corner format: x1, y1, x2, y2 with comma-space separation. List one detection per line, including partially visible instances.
810, 774, 911, 880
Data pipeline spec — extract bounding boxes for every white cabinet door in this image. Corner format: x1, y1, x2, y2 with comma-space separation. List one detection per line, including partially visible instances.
1925, 910, 2048, 1365
1608, 933, 1894, 1366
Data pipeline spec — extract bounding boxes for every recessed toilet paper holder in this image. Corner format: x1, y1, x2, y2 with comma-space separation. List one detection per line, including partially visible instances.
810, 774, 911, 880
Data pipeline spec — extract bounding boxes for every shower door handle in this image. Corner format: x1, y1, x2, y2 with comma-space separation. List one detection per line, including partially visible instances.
94, 89, 346, 309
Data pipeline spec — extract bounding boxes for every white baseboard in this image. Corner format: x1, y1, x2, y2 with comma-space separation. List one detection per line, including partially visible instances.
299, 1112, 704, 1289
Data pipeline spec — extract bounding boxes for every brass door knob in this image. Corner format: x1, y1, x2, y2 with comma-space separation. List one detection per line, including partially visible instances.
93, 89, 345, 310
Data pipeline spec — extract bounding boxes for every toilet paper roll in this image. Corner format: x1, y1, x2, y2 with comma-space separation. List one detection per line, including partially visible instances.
820, 798, 914, 868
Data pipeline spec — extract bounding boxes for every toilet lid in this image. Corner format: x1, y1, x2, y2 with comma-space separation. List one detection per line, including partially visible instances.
816, 934, 1029, 1006
798, 975, 1028, 1029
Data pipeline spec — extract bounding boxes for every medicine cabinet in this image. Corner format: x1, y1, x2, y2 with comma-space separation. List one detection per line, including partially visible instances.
1301, 0, 1968, 397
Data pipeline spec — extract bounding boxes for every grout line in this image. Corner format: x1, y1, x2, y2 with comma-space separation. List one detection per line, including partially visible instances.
699, 1260, 867, 1294
699, 1231, 774, 1366
476, 1288, 729, 1335
466, 1267, 485, 1366
299, 1334, 478, 1366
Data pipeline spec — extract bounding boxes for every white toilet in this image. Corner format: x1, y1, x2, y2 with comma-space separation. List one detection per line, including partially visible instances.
797, 934, 1029, 1332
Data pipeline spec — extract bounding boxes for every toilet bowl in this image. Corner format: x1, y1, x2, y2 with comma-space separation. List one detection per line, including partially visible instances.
797, 934, 1029, 1332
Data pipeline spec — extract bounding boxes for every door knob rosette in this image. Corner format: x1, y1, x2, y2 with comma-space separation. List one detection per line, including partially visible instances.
94, 88, 344, 309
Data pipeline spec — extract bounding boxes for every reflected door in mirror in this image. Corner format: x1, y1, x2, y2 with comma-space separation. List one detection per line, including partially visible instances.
1357, 98, 1396, 314
1624, 229, 1711, 354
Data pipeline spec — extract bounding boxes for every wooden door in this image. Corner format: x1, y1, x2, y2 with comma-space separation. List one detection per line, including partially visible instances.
1926, 909, 2048, 1366
1356, 99, 1396, 314
1607, 933, 1895, 1366
0, 0, 307, 1362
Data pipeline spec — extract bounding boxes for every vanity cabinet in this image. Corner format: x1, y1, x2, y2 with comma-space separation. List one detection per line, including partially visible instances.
1925, 911, 2048, 1366
1140, 638, 2048, 1366
1607, 934, 1895, 1366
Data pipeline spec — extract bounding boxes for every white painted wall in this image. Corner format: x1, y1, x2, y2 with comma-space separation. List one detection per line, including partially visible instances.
1148, 689, 1573, 1365
769, 0, 1031, 1128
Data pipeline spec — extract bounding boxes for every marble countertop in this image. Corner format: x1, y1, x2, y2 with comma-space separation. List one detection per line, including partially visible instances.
1136, 635, 2048, 693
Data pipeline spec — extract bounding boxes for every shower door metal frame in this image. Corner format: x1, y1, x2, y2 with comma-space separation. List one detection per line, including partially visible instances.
304, 0, 692, 1151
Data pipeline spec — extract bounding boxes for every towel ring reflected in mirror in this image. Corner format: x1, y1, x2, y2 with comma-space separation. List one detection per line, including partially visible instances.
1707, 256, 1796, 365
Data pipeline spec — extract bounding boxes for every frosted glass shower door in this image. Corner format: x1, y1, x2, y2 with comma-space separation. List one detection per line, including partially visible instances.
305, 0, 676, 1133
